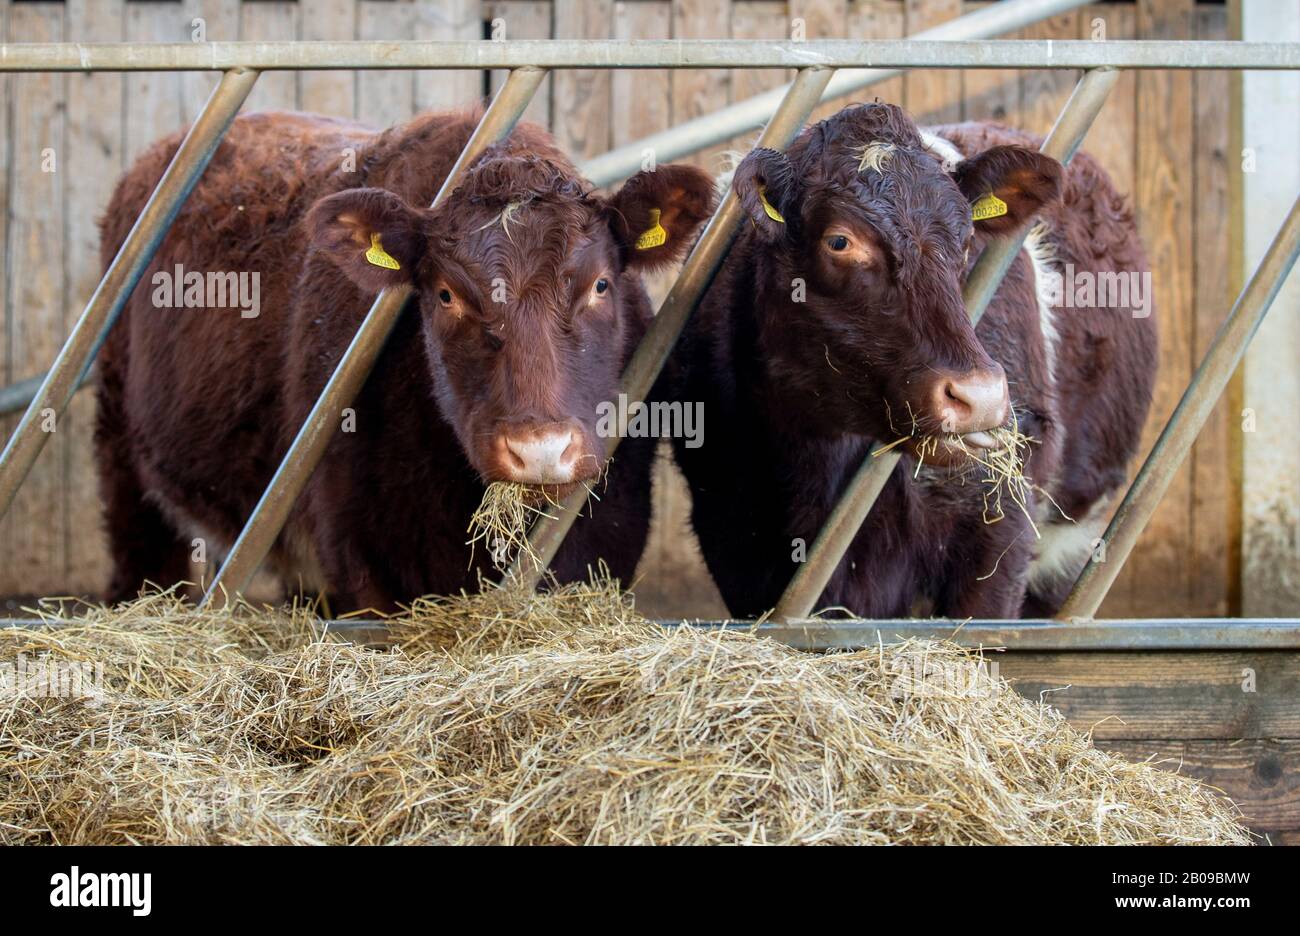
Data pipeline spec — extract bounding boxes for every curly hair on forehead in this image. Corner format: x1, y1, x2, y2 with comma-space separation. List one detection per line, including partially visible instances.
458, 150, 592, 208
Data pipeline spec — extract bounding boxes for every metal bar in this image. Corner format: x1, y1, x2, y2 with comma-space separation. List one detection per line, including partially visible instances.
200, 67, 548, 609
8, 615, 1300, 652
0, 368, 93, 418
505, 66, 836, 590
1058, 191, 1300, 622
2, 39, 1296, 74
582, 0, 1092, 186
0, 68, 260, 521
771, 67, 1121, 622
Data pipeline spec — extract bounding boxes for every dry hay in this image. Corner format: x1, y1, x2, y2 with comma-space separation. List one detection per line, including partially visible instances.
0, 582, 1251, 845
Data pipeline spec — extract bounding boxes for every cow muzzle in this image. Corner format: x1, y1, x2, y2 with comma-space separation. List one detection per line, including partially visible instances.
928, 366, 1010, 436
492, 420, 600, 486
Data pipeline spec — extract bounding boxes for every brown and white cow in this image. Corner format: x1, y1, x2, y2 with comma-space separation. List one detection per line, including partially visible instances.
671, 103, 1157, 619
96, 109, 714, 611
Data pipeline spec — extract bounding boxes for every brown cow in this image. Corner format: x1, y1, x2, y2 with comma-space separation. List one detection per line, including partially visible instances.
96, 109, 714, 611
671, 103, 1157, 619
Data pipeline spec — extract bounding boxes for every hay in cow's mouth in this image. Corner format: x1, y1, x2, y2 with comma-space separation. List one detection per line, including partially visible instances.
466, 481, 559, 571
0, 581, 1251, 845
876, 414, 1039, 533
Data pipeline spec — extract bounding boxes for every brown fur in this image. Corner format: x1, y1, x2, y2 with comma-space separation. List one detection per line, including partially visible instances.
95, 109, 714, 611
672, 103, 1157, 619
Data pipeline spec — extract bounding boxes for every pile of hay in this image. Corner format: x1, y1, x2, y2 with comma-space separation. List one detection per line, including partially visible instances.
0, 583, 1250, 845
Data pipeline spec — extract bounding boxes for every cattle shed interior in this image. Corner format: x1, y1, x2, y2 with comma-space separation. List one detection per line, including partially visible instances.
1, 0, 1299, 841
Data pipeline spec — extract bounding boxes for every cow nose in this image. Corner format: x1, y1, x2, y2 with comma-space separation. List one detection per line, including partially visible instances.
501, 427, 582, 484
933, 367, 1009, 434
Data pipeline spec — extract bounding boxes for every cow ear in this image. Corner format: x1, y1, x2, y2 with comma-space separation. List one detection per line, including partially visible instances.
953, 145, 1063, 236
306, 188, 425, 292
607, 164, 716, 271
732, 147, 799, 244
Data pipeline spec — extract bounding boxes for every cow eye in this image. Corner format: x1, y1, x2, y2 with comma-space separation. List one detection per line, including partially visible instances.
827, 234, 850, 252
437, 288, 454, 306
589, 276, 612, 304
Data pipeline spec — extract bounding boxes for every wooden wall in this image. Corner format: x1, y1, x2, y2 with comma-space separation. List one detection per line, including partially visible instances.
0, 0, 1255, 621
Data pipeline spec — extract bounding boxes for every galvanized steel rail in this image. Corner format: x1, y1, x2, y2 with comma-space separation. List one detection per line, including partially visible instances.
1, 40, 1294, 73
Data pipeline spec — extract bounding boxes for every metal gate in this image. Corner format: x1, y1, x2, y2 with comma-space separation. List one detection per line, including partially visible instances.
1, 17, 1298, 659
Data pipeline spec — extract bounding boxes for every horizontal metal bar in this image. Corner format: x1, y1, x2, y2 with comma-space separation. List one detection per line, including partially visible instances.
200, 67, 549, 609
0, 68, 260, 521
582, 0, 1093, 186
0, 368, 93, 418
6, 616, 1298, 651
771, 66, 1120, 623
1058, 188, 1300, 622
506, 66, 837, 589
1, 40, 1296, 74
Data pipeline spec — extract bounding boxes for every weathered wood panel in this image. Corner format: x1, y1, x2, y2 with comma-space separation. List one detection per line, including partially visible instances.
996, 650, 1300, 740
1097, 738, 1300, 844
62, 0, 124, 591
242, 0, 299, 113
299, 0, 357, 118
2, 2, 67, 595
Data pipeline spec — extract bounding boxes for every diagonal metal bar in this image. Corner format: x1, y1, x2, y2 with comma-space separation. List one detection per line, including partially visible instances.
0, 68, 260, 521
771, 66, 1120, 623
201, 67, 548, 608
506, 66, 836, 590
1058, 190, 1300, 622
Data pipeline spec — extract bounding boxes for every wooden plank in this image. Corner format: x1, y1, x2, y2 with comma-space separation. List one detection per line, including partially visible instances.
1098, 738, 1300, 843
300, 0, 358, 118
792, 0, 847, 124
1115, 0, 1195, 618
182, 0, 241, 120
1238, 0, 1300, 617
960, 1, 1018, 124
0, 0, 11, 598
848, 0, 904, 109
414, 0, 484, 115
996, 650, 1300, 740
1188, 4, 1232, 618
612, 0, 671, 159
358, 0, 416, 130
1075, 3, 1136, 201
1, 1, 68, 596
60, 0, 124, 596
1018, 5, 1080, 137
552, 0, 613, 160
124, 1, 186, 164
670, 0, 731, 173
902, 0, 960, 124
241, 0, 300, 113
487, 1, 552, 129
725, 0, 795, 159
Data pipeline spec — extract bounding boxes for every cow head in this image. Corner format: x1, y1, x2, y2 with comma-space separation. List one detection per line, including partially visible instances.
307, 145, 714, 494
732, 103, 1062, 463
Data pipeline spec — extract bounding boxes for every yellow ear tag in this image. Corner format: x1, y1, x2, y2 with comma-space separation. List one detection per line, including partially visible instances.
758, 185, 785, 224
365, 231, 401, 270
634, 208, 668, 250
971, 193, 1008, 222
